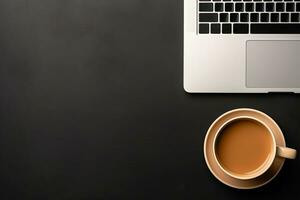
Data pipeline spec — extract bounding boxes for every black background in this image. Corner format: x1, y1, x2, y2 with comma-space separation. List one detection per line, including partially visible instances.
0, 0, 299, 199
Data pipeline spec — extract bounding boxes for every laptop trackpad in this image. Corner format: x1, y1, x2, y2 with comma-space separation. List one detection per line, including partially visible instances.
246, 41, 300, 88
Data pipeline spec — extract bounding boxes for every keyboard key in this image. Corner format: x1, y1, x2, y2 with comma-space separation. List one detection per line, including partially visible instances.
271, 13, 279, 22
243, 0, 252, 1
199, 24, 209, 34
212, 0, 221, 1
225, 3, 234, 12
284, 0, 293, 1
281, 13, 289, 22
234, 24, 249, 33
230, 13, 239, 22
222, 24, 232, 34
291, 13, 300, 22
241, 13, 249, 22
211, 24, 221, 34
266, 3, 274, 12
220, 13, 229, 22
251, 24, 300, 34
261, 13, 269, 22
215, 3, 224, 12
276, 3, 284, 11
251, 13, 259, 22
286, 3, 295, 11
233, 0, 242, 1
245, 3, 254, 11
199, 13, 218, 22
235, 3, 244, 11
199, 3, 213, 11
256, 3, 264, 12
297, 3, 300, 11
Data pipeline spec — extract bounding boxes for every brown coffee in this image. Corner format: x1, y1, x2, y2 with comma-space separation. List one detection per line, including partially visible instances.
215, 119, 273, 175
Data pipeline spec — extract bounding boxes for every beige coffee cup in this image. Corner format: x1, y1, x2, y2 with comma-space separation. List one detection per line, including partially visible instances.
212, 116, 297, 180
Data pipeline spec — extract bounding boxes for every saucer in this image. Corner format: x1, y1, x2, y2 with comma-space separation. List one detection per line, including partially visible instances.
204, 108, 286, 189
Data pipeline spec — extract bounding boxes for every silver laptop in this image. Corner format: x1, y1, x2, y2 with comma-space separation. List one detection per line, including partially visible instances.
184, 0, 300, 93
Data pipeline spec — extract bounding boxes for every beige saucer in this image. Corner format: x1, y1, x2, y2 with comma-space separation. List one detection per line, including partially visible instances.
204, 108, 286, 189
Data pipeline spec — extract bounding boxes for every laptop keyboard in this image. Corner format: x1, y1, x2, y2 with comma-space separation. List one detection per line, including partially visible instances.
198, 0, 300, 34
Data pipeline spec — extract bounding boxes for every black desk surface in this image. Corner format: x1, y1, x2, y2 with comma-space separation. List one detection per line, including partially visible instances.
0, 1, 299, 199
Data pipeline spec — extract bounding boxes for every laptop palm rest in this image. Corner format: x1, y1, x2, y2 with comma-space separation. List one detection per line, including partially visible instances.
246, 40, 300, 89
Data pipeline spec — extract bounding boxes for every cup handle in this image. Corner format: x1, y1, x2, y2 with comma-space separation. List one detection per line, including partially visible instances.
276, 146, 297, 159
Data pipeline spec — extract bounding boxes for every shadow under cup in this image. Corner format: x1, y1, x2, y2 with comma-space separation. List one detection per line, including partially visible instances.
214, 117, 276, 180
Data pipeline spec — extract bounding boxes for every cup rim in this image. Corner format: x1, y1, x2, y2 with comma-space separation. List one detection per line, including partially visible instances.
212, 115, 277, 180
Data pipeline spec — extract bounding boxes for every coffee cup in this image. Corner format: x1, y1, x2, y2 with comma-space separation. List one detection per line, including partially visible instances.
212, 116, 296, 180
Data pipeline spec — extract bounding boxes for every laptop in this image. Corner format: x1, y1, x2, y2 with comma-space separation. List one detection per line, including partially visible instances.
184, 0, 300, 93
